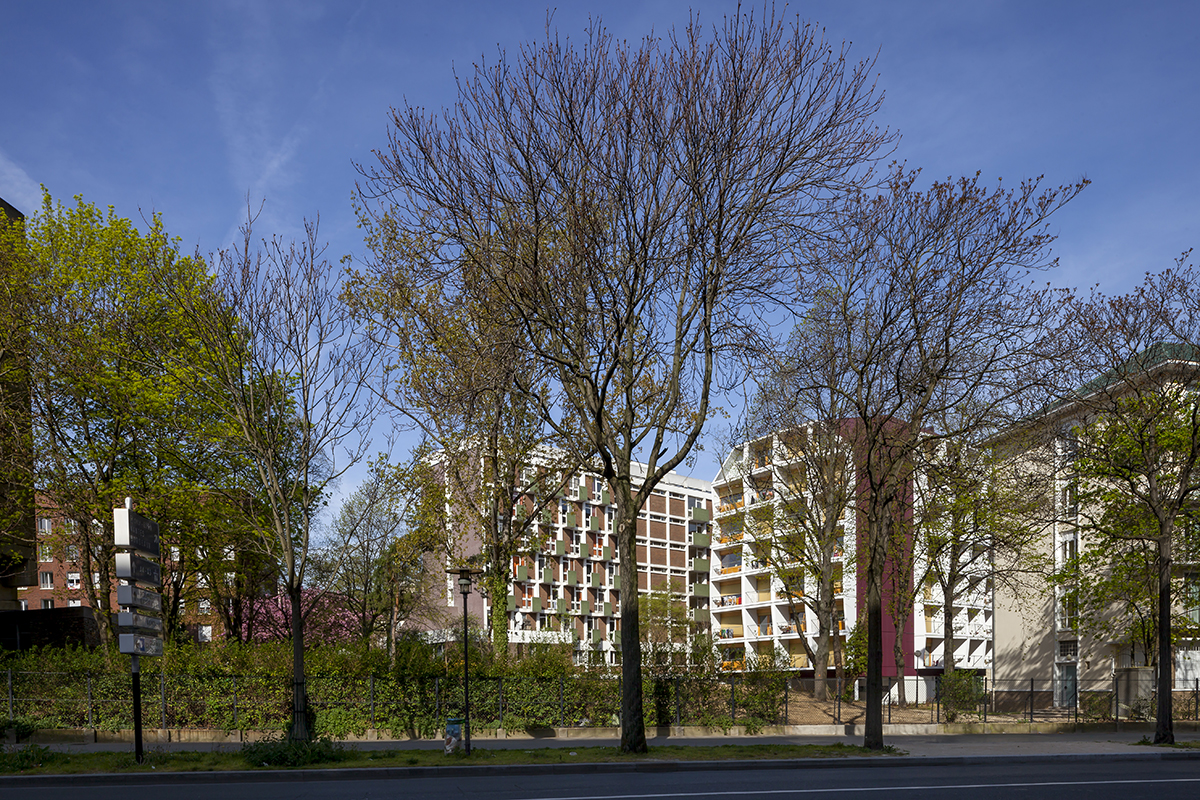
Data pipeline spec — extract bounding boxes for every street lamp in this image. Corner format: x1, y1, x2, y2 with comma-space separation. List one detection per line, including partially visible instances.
447, 566, 483, 754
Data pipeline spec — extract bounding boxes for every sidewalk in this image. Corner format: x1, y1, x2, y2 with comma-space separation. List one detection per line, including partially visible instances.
23, 728, 1200, 757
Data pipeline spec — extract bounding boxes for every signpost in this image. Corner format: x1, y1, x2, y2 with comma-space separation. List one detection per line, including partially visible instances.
115, 499, 161, 764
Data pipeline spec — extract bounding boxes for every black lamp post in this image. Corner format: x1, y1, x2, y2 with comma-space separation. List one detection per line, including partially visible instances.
448, 566, 483, 754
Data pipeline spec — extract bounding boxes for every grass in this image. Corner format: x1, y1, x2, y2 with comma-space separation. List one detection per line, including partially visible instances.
1134, 736, 1200, 749
0, 741, 899, 776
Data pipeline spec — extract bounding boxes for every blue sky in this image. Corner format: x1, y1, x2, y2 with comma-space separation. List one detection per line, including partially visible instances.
2, 0, 1198, 482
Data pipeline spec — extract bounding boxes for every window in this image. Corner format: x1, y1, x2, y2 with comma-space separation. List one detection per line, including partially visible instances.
68, 599, 82, 608
19, 600, 27, 611
37, 517, 51, 536
1061, 537, 1077, 565
1058, 640, 1078, 659
39, 571, 53, 590
38, 543, 52, 562
169, 546, 181, 562
66, 544, 79, 562
66, 572, 81, 590
198, 625, 213, 643
1057, 592, 1078, 630
92, 572, 100, 588
198, 598, 212, 615
40, 599, 54, 610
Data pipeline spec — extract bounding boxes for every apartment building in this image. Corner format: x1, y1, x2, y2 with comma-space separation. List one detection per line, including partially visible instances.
992, 345, 1200, 703
428, 460, 715, 664
16, 506, 253, 644
712, 426, 988, 678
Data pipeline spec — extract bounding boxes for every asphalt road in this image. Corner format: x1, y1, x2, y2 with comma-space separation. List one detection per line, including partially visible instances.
5, 758, 1200, 800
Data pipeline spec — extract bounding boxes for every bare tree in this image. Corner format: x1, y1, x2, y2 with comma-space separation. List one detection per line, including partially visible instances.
168, 212, 382, 741
357, 8, 891, 752
736, 316, 861, 700
797, 167, 1085, 749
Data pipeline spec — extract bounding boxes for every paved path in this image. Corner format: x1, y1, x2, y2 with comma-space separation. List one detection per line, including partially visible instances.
30, 729, 1200, 757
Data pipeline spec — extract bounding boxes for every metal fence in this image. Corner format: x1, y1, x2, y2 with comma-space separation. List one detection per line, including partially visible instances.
6, 669, 1198, 736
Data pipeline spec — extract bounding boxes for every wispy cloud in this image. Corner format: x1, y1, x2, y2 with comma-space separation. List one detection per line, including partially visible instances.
0, 148, 44, 216
205, 0, 316, 244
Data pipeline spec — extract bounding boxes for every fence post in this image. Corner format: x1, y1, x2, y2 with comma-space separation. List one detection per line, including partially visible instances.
730, 675, 736, 724
559, 675, 564, 728
836, 678, 841, 724
370, 675, 376, 729
983, 677, 987, 723
886, 677, 891, 725
160, 672, 166, 729
1029, 677, 1034, 723
936, 675, 940, 724
1194, 677, 1198, 721
783, 674, 788, 726
435, 676, 440, 722
674, 677, 681, 726
86, 674, 93, 729
498, 676, 503, 731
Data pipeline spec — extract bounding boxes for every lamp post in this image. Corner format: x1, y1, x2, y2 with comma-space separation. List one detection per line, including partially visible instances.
448, 567, 483, 754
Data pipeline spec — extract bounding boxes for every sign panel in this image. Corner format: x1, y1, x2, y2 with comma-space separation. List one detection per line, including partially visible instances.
116, 584, 162, 613
117, 611, 164, 634
114, 509, 160, 558
118, 634, 163, 657
115, 552, 161, 588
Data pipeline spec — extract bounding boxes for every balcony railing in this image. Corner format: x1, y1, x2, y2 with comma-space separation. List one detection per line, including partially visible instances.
713, 594, 742, 608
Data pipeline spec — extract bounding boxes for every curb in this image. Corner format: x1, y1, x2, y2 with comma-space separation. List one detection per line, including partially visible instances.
2, 748, 1200, 787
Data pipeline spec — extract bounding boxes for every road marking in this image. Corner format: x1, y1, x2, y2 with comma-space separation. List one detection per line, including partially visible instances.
520, 777, 1200, 800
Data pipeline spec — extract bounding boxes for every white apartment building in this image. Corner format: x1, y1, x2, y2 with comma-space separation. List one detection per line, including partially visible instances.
713, 428, 993, 678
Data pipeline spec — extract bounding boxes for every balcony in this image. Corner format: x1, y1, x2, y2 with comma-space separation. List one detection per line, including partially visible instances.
716, 530, 744, 545
717, 628, 741, 640
692, 531, 712, 548
713, 594, 742, 608
691, 557, 710, 572
715, 563, 742, 576
690, 507, 710, 523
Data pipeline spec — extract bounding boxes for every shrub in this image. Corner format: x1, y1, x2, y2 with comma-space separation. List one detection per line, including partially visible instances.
940, 670, 984, 722
241, 736, 351, 767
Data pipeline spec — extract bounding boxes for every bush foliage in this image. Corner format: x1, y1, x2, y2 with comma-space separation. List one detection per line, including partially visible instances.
0, 636, 798, 736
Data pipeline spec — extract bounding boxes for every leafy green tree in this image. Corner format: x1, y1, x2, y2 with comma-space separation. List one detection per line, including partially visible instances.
17, 191, 224, 643
0, 201, 33, 602
344, 239, 575, 657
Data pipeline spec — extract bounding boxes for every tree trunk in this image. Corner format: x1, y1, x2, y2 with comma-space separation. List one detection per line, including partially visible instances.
489, 570, 510, 659
1154, 527, 1174, 744
943, 591, 956, 674
814, 626, 830, 702
864, 510, 888, 750
892, 614, 908, 707
616, 505, 646, 753
865, 573, 884, 749
289, 583, 310, 742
